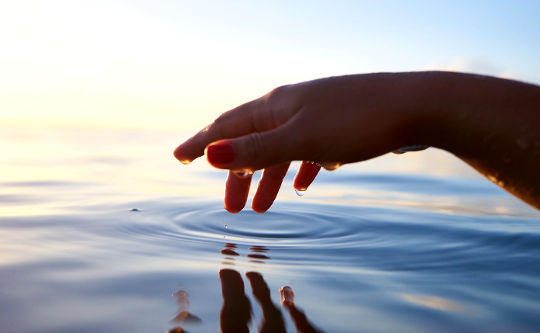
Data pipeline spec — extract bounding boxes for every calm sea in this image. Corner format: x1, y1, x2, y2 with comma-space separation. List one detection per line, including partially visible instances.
1, 126, 539, 332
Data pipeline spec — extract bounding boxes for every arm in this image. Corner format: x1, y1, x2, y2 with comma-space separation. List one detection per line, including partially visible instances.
418, 72, 540, 209
174, 72, 540, 212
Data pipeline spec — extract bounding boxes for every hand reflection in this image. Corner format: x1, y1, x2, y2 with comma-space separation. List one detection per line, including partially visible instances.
168, 243, 323, 333
219, 268, 323, 333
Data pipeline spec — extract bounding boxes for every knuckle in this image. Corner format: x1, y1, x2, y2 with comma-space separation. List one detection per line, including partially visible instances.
246, 132, 264, 167
209, 113, 228, 138
266, 84, 290, 103
295, 128, 325, 161
264, 85, 298, 128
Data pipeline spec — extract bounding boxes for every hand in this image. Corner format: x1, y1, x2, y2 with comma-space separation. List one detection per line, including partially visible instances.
175, 72, 540, 211
174, 73, 425, 213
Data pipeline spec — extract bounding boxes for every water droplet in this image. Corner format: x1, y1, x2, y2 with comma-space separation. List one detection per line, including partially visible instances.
179, 159, 191, 165
224, 224, 228, 229
320, 162, 341, 171
233, 169, 254, 178
295, 189, 305, 196
130, 208, 141, 212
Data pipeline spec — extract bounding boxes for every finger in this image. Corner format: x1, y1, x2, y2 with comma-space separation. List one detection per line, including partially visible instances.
224, 171, 252, 213
206, 119, 304, 171
252, 163, 290, 213
174, 84, 304, 165
293, 161, 321, 191
174, 90, 299, 164
173, 99, 260, 163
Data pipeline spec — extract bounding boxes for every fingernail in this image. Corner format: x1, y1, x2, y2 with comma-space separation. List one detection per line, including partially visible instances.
206, 141, 235, 166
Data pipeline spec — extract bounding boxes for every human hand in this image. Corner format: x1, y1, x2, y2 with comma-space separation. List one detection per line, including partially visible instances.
174, 73, 426, 213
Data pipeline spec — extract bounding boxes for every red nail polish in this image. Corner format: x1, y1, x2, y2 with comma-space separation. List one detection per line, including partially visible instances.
207, 141, 235, 166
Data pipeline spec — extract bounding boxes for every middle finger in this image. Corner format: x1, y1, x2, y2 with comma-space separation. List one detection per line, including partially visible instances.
224, 171, 253, 213
252, 163, 291, 213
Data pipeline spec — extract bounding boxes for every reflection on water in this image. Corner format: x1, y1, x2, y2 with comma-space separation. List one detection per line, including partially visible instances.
247, 246, 270, 262
169, 244, 322, 333
1, 126, 540, 332
170, 289, 202, 327
221, 243, 240, 257
401, 293, 465, 312
218, 269, 323, 333
221, 244, 271, 265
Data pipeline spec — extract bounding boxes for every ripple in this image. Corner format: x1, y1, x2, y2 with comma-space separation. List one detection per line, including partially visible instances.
111, 198, 540, 275
171, 204, 356, 246
113, 199, 374, 251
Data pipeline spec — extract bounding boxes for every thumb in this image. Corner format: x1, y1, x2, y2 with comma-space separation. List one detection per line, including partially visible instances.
205, 126, 298, 171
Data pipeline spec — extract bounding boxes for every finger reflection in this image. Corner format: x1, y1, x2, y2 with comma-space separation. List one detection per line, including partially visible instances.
248, 245, 270, 262
220, 269, 252, 333
221, 243, 239, 265
246, 271, 286, 333
283, 301, 323, 333
221, 243, 240, 256
218, 244, 322, 333
167, 287, 202, 333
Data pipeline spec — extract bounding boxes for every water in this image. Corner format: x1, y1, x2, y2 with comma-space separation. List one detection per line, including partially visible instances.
1, 126, 539, 332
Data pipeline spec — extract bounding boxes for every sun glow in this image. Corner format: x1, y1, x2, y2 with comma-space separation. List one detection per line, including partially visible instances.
2, 1, 540, 131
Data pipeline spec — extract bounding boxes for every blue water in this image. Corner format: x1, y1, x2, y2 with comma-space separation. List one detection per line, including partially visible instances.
1, 127, 539, 332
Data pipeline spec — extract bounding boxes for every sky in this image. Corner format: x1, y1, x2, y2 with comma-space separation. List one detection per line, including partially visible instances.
1, 0, 539, 131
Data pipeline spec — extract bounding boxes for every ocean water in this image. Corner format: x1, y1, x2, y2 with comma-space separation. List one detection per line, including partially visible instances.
1, 126, 539, 333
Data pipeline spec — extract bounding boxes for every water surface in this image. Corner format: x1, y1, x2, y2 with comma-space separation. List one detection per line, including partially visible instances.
1, 126, 539, 332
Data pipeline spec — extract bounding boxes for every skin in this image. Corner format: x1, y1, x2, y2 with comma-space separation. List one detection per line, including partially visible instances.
174, 71, 540, 213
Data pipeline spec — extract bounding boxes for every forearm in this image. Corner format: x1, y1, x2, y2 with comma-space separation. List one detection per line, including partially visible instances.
415, 71, 540, 209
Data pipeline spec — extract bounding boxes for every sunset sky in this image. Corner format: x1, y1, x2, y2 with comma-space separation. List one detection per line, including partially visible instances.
1, 0, 539, 131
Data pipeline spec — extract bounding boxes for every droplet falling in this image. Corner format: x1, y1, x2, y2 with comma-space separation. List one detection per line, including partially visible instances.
224, 224, 228, 229
295, 189, 305, 196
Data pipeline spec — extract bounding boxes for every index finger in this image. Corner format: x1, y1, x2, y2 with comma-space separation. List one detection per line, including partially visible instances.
173, 98, 264, 163
173, 86, 298, 164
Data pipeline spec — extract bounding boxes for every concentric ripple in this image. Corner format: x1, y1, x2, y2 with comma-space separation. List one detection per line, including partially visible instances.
172, 204, 359, 246
114, 198, 540, 274
114, 199, 389, 252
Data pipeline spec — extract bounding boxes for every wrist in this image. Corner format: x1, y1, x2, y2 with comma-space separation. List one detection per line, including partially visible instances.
400, 71, 483, 153
389, 71, 453, 150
